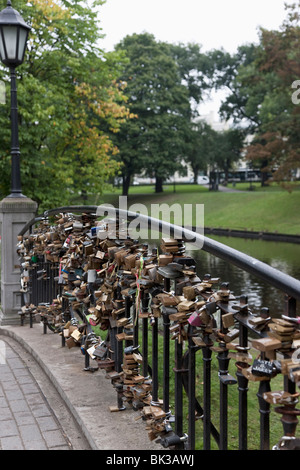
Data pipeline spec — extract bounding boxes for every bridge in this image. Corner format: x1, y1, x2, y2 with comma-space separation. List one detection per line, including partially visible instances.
5, 205, 300, 450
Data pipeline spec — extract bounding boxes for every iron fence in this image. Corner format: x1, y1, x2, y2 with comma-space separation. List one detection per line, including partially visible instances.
17, 205, 300, 450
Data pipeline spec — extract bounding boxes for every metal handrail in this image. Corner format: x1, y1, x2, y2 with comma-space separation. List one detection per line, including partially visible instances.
18, 204, 300, 450
19, 204, 300, 302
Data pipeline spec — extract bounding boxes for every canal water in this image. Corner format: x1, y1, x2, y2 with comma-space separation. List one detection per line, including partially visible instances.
187, 236, 300, 317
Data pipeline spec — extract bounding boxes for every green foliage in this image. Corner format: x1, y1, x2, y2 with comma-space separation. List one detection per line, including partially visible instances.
0, 0, 130, 210
168, 42, 215, 115
186, 120, 244, 181
211, 44, 264, 131
1, 0, 299, 208
113, 33, 195, 194
185, 120, 216, 180
213, 2, 300, 184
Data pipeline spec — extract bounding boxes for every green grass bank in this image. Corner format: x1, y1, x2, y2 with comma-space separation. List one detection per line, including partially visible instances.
93, 183, 300, 235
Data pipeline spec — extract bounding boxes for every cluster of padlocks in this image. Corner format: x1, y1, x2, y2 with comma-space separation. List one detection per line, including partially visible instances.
16, 211, 300, 449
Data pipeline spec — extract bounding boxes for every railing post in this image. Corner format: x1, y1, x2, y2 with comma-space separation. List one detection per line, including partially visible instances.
235, 295, 250, 450
131, 292, 139, 348
174, 338, 185, 448
141, 291, 149, 379
109, 325, 117, 369
217, 343, 237, 449
31, 264, 38, 306
257, 375, 271, 450
42, 315, 47, 334
162, 276, 171, 415
284, 295, 297, 394
216, 303, 238, 450
61, 329, 66, 347
115, 314, 123, 374
235, 357, 248, 450
84, 343, 90, 370
162, 308, 171, 414
187, 324, 197, 450
124, 296, 132, 348
151, 314, 159, 404
219, 350, 227, 449
285, 295, 297, 318
273, 398, 300, 450
202, 334, 213, 450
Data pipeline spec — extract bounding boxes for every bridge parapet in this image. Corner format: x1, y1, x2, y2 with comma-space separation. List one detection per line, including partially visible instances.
15, 206, 300, 450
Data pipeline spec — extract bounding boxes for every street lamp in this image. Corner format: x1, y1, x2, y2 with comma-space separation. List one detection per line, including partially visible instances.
0, 0, 30, 197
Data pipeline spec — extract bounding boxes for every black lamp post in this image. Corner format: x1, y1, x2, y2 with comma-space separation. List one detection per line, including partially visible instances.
0, 0, 30, 198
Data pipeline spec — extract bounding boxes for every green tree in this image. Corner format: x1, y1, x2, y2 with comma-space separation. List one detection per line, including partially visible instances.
209, 44, 262, 132
185, 117, 243, 187
0, 0, 130, 209
211, 128, 244, 183
114, 33, 192, 194
168, 42, 215, 118
186, 120, 216, 183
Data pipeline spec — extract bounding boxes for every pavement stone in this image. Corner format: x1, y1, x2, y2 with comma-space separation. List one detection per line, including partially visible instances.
1, 435, 25, 450
0, 336, 71, 450
0, 323, 162, 451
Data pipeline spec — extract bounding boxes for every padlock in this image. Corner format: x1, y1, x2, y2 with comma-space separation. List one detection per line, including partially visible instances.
251, 358, 275, 378
188, 311, 203, 327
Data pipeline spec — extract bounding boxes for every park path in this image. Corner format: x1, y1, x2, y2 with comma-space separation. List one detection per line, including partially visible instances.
217, 185, 244, 192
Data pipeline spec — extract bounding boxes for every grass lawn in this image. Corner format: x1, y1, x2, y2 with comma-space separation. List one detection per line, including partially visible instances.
227, 181, 300, 192
89, 183, 300, 235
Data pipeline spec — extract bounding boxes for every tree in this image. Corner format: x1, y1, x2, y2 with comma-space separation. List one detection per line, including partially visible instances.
245, 2, 300, 185
168, 42, 215, 118
114, 33, 192, 194
185, 120, 216, 183
211, 2, 300, 186
211, 128, 244, 183
0, 0, 131, 209
209, 44, 263, 132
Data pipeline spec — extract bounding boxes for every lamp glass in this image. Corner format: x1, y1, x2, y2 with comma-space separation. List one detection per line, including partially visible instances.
18, 27, 27, 61
0, 25, 28, 65
0, 30, 5, 60
2, 26, 17, 60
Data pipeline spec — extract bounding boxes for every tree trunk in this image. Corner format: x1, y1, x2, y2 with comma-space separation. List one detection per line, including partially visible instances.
261, 160, 269, 187
122, 175, 131, 196
224, 159, 230, 185
155, 176, 164, 193
191, 165, 198, 184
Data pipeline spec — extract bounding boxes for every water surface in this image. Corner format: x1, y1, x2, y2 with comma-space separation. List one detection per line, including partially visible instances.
188, 236, 300, 317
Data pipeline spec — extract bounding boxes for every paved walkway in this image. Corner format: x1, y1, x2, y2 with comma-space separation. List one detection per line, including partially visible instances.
218, 185, 245, 192
0, 337, 72, 450
0, 322, 161, 451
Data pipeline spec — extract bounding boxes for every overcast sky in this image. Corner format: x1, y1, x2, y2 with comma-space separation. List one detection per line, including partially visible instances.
96, 0, 296, 117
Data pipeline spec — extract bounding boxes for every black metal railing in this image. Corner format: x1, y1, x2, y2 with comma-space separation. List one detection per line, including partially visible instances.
17, 205, 300, 450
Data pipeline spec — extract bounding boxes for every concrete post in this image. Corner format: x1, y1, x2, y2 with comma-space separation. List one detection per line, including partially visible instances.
0, 196, 38, 325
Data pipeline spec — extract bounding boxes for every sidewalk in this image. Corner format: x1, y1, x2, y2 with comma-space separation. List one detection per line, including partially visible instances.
0, 337, 72, 450
0, 322, 161, 451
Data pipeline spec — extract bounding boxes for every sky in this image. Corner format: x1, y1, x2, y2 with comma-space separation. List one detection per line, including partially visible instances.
96, 0, 296, 118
